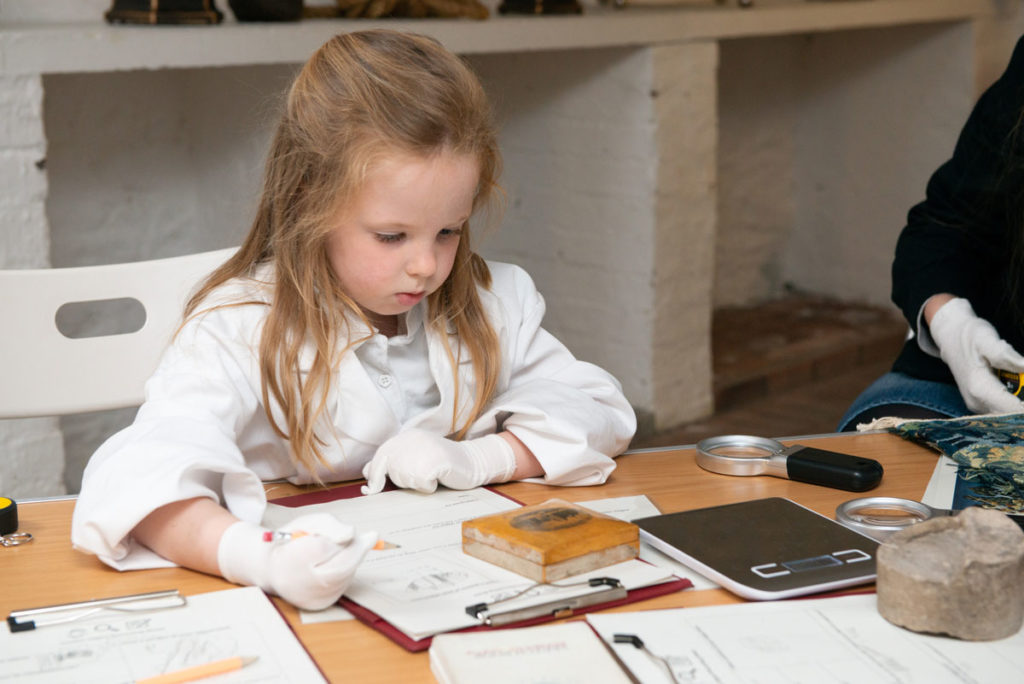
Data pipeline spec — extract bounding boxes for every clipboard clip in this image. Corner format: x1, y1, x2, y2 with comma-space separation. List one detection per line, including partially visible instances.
7, 589, 186, 633
465, 577, 626, 627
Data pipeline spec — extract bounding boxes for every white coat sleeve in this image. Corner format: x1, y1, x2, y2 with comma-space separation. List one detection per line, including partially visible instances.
71, 308, 272, 571
475, 265, 637, 485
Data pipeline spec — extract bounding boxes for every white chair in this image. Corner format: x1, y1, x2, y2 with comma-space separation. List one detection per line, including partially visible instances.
0, 248, 237, 418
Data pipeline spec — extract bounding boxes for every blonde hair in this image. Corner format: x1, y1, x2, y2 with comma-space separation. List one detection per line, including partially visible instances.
185, 30, 502, 473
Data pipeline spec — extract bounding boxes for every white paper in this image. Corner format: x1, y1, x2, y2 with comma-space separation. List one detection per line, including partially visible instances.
921, 455, 958, 510
578, 495, 720, 591
588, 594, 1024, 683
429, 620, 632, 684
298, 604, 355, 624
263, 488, 675, 642
0, 587, 325, 684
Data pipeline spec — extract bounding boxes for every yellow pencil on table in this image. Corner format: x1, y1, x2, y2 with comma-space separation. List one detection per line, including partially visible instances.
262, 530, 399, 550
135, 655, 257, 684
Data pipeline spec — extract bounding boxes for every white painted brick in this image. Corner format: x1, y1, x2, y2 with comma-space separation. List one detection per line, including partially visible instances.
0, 418, 66, 497
0, 199, 49, 267
0, 74, 44, 148
0, 147, 47, 203
651, 41, 718, 428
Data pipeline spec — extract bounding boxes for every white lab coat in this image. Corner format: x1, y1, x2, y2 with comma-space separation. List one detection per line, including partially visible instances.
71, 261, 636, 569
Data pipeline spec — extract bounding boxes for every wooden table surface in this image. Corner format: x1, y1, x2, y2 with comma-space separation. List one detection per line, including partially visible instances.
1, 431, 939, 683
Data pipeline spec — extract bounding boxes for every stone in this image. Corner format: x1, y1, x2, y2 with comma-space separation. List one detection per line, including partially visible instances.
876, 506, 1024, 641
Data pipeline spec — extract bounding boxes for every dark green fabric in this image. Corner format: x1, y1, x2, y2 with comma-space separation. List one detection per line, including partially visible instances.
890, 413, 1024, 514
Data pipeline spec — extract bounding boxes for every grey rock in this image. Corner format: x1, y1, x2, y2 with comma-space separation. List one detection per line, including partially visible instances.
876, 506, 1024, 641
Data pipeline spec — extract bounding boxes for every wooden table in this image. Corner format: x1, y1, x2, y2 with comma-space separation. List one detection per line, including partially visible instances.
1, 432, 939, 683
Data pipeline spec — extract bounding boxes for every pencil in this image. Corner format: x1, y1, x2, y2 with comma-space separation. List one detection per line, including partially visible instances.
262, 531, 399, 549
262, 530, 310, 542
135, 655, 258, 684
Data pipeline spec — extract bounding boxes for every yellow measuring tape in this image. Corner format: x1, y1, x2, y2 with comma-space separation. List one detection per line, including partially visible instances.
0, 496, 17, 535
997, 369, 1024, 397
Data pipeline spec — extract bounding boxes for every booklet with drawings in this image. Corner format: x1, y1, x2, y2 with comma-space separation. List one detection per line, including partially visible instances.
634, 497, 878, 600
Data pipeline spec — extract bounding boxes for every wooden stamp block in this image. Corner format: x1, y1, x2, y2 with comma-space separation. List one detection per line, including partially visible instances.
461, 498, 639, 582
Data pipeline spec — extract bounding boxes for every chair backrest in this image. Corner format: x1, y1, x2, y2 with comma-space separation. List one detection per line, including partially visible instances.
0, 247, 237, 419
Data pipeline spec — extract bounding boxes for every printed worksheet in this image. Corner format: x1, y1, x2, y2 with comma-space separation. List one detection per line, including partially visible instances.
578, 494, 719, 591
0, 586, 325, 684
263, 488, 675, 641
588, 594, 1024, 683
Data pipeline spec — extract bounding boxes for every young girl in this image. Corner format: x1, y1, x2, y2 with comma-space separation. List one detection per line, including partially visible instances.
71, 30, 636, 611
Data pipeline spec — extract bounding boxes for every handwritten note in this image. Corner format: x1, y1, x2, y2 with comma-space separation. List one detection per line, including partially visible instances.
0, 587, 325, 684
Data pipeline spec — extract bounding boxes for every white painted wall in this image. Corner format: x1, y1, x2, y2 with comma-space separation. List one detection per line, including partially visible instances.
41, 64, 294, 492
472, 48, 661, 408
715, 4, 1024, 309
0, 71, 66, 497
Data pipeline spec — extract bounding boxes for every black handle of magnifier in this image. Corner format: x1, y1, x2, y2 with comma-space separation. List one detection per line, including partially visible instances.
785, 447, 884, 492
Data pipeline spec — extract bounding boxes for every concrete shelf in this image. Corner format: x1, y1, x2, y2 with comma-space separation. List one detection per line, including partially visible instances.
0, 0, 992, 74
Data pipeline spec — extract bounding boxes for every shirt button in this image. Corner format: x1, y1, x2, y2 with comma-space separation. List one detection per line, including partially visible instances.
378, 374, 393, 388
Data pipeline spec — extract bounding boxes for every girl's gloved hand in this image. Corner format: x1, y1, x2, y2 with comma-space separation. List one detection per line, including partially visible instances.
217, 512, 376, 611
929, 297, 1024, 414
361, 429, 516, 495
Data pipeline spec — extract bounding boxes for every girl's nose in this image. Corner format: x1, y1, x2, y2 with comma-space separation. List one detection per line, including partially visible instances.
407, 247, 436, 279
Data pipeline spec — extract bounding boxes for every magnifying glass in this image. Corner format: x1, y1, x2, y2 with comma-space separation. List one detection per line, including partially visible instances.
835, 497, 1024, 542
695, 435, 884, 492
835, 496, 950, 542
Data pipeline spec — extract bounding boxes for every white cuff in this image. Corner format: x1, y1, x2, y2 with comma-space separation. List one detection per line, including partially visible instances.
467, 433, 517, 484
217, 520, 272, 591
914, 300, 941, 357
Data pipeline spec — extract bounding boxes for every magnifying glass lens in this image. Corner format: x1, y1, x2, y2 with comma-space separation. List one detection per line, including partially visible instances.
706, 445, 771, 458
847, 504, 930, 527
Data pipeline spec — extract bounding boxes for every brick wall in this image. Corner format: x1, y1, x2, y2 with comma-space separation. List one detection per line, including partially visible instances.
0, 73, 66, 496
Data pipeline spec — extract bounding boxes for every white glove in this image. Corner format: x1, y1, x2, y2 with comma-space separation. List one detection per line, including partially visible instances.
217, 512, 376, 611
361, 429, 517, 495
929, 297, 1024, 414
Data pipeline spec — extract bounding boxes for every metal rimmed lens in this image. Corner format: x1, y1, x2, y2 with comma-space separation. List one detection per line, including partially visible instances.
835, 497, 944, 541
695, 435, 789, 477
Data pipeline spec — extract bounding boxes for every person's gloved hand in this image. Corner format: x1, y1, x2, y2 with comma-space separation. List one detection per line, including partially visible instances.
361, 429, 516, 495
929, 297, 1024, 414
217, 512, 376, 611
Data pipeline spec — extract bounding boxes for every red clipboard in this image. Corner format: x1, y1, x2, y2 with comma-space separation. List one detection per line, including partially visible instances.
270, 484, 693, 652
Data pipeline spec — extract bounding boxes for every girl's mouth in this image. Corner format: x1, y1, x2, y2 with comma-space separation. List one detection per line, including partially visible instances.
396, 291, 425, 306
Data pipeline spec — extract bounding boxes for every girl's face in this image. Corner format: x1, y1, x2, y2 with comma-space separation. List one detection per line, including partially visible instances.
327, 149, 480, 332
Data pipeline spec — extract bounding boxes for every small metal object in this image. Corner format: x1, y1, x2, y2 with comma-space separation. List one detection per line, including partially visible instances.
835, 497, 951, 542
7, 589, 186, 632
0, 532, 32, 547
996, 369, 1024, 397
696, 435, 883, 492
613, 632, 680, 684
465, 577, 625, 626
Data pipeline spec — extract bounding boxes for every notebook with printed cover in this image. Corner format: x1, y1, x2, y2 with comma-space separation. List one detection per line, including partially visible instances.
634, 497, 878, 600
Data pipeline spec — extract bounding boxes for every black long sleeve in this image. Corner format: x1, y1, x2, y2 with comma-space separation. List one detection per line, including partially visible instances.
891, 34, 1024, 382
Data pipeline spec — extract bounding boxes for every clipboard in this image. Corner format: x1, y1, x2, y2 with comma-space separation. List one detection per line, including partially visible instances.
271, 484, 692, 652
634, 497, 878, 601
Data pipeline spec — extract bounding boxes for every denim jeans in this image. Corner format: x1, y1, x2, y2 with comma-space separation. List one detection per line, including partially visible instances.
836, 371, 968, 432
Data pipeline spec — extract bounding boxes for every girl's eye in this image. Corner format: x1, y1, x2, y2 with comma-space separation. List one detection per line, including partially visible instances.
438, 227, 463, 241
375, 233, 404, 244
